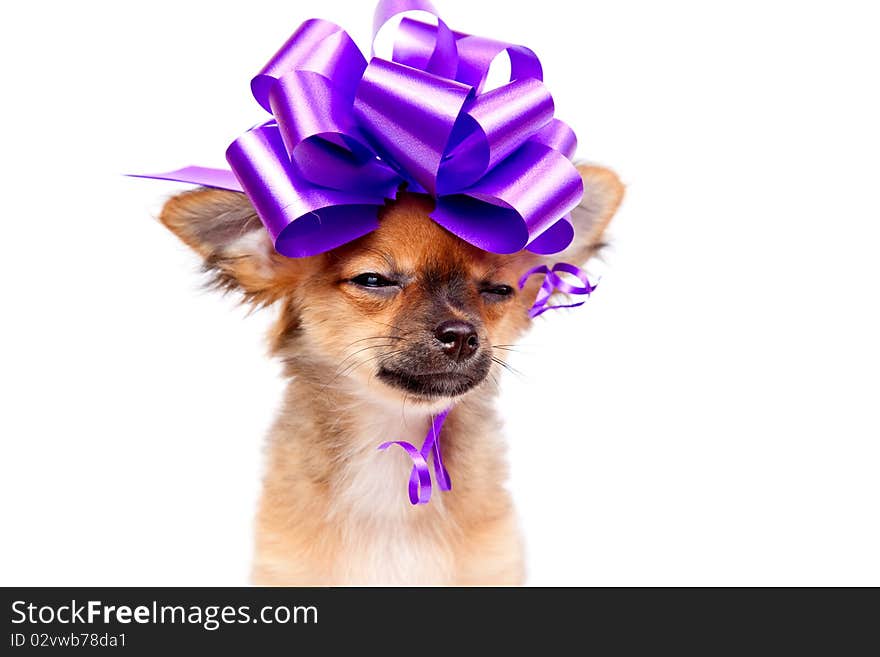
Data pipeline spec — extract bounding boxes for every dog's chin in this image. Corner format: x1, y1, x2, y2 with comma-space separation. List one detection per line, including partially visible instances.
376, 363, 489, 401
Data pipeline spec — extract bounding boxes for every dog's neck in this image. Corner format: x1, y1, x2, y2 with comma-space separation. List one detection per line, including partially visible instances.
268, 369, 505, 520
254, 366, 518, 584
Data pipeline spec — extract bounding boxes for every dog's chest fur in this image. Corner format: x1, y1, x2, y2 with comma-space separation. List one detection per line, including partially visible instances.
330, 406, 457, 585
252, 382, 524, 585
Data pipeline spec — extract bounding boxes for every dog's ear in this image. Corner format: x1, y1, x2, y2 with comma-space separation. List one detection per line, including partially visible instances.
555, 164, 625, 265
514, 164, 623, 320
159, 187, 300, 305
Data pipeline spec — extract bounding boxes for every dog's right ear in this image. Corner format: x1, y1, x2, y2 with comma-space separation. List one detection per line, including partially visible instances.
159, 187, 302, 305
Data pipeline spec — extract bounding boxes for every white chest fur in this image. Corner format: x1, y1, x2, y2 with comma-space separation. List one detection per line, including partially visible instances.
329, 401, 456, 585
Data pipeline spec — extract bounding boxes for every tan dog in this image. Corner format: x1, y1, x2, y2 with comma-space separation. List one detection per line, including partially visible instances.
159, 164, 623, 585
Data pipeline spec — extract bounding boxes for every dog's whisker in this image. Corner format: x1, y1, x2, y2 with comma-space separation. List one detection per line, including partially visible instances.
492, 343, 537, 354
488, 370, 501, 389
336, 350, 405, 382
364, 317, 409, 335
401, 391, 411, 426
492, 346, 521, 354
492, 344, 535, 356
327, 334, 417, 384
491, 355, 525, 380
334, 347, 406, 381
316, 345, 402, 393
333, 343, 398, 376
343, 335, 406, 350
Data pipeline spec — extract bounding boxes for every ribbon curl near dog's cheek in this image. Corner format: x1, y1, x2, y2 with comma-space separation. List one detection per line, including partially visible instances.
519, 262, 598, 318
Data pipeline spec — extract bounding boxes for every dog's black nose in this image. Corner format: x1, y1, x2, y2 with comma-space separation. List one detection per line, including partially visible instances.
434, 320, 479, 362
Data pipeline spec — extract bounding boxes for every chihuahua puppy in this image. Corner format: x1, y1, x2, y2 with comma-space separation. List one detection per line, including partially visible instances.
159, 164, 623, 585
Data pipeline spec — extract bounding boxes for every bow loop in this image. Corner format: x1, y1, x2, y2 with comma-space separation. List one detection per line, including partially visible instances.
390, 17, 458, 78
354, 58, 474, 195
268, 70, 400, 193
444, 78, 555, 189
251, 19, 366, 112
226, 124, 388, 258
454, 34, 543, 92
457, 141, 584, 253
372, 0, 459, 79
530, 118, 579, 161
380, 15, 545, 93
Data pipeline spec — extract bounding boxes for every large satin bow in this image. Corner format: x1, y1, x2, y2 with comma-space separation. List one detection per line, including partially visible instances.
140, 0, 584, 258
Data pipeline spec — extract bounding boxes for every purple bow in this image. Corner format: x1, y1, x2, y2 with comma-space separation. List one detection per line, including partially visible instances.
519, 263, 599, 318
136, 0, 584, 258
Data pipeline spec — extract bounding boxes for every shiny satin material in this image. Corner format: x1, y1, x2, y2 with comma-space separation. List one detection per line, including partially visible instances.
519, 262, 599, 318
378, 409, 451, 505
137, 0, 584, 258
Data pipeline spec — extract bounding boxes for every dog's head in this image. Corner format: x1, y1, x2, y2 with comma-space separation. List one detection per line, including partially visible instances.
159, 165, 623, 407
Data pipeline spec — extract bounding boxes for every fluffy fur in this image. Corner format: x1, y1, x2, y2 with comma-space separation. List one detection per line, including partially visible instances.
159, 164, 623, 585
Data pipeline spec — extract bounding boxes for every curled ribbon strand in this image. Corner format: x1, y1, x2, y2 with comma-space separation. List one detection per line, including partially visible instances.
519, 262, 599, 318
135, 0, 584, 259
378, 409, 452, 505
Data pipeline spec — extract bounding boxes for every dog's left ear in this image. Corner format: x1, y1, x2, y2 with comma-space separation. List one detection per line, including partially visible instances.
553, 164, 625, 265
159, 187, 302, 306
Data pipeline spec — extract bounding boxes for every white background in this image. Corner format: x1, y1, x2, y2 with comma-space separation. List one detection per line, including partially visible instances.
1, 0, 878, 586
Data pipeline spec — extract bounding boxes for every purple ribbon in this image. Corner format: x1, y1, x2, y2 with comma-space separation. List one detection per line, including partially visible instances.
519, 262, 598, 318
135, 0, 584, 258
378, 409, 451, 505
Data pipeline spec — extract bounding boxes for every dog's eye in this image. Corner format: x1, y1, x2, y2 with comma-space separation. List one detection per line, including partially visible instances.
481, 284, 515, 298
350, 273, 398, 288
